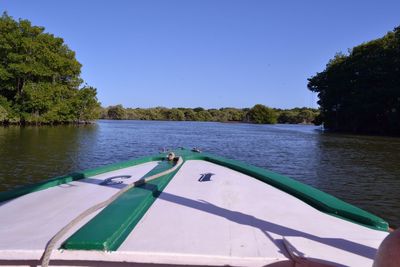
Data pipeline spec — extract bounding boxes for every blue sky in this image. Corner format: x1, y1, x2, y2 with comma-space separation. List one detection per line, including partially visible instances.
1, 0, 399, 109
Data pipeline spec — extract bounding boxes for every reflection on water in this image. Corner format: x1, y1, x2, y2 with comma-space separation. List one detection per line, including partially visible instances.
0, 120, 399, 227
0, 124, 98, 189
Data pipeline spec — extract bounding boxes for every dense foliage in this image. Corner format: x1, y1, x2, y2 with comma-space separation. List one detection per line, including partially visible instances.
101, 105, 319, 124
0, 13, 100, 125
308, 26, 400, 134
247, 104, 277, 124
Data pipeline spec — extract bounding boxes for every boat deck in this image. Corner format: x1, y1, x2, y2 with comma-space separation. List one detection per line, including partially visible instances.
0, 159, 388, 267
0, 162, 158, 251
119, 160, 387, 266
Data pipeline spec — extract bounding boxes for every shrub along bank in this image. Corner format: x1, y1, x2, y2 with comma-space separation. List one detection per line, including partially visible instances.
101, 105, 319, 124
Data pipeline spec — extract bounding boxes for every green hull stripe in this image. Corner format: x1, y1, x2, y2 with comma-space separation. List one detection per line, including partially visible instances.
61, 160, 181, 251
201, 155, 389, 231
1, 148, 389, 246
170, 149, 388, 231
0, 155, 165, 203
63, 149, 388, 251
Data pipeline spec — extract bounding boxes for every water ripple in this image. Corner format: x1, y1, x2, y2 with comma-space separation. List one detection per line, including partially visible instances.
0, 120, 399, 227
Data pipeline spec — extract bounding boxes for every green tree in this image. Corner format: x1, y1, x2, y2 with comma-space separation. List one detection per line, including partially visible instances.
73, 86, 101, 121
183, 109, 196, 121
0, 13, 99, 124
0, 106, 6, 121
0, 96, 10, 122
278, 110, 298, 124
208, 109, 226, 122
248, 104, 277, 124
196, 110, 212, 121
297, 109, 316, 124
193, 107, 204, 113
222, 108, 245, 121
308, 26, 400, 134
107, 105, 125, 120
166, 108, 185, 121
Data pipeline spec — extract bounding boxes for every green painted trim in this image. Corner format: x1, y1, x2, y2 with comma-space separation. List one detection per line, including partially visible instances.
1, 147, 389, 250
61, 160, 182, 251
174, 149, 388, 232
0, 155, 165, 203
63, 148, 387, 251
206, 156, 388, 231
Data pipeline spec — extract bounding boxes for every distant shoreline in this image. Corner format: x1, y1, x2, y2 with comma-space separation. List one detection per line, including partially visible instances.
0, 121, 96, 127
98, 119, 316, 125
99, 105, 319, 125
0, 119, 316, 127
0, 105, 320, 126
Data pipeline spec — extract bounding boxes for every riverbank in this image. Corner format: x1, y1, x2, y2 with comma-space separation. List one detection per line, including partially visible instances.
0, 120, 96, 127
0, 103, 319, 126
100, 105, 320, 124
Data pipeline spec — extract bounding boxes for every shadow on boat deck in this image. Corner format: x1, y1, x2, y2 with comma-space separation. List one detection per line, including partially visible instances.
142, 185, 377, 263
0, 259, 294, 267
59, 167, 375, 266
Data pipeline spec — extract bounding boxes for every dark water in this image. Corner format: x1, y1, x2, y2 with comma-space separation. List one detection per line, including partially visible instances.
1, 120, 399, 227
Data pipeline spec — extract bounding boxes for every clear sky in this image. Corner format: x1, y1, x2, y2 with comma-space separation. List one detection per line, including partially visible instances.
1, 0, 399, 109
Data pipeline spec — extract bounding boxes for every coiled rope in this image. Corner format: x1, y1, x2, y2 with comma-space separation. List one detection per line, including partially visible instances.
41, 154, 183, 267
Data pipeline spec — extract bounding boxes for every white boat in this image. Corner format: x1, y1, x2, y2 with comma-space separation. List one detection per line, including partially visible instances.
0, 148, 390, 267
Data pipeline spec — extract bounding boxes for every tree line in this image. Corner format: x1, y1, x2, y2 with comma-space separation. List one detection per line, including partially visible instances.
0, 13, 100, 125
101, 104, 319, 124
308, 26, 400, 135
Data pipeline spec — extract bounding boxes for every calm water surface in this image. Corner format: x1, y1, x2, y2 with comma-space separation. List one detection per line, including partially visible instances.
1, 120, 399, 227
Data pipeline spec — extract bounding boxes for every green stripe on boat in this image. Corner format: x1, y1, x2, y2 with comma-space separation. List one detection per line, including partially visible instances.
180, 149, 388, 232
200, 154, 389, 231
0, 155, 165, 203
0, 148, 389, 246
61, 160, 181, 251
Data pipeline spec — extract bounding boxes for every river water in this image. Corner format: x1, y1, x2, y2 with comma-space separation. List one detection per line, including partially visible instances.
0, 120, 399, 227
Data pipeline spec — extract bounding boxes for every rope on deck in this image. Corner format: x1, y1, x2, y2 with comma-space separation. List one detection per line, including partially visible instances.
40, 154, 183, 267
